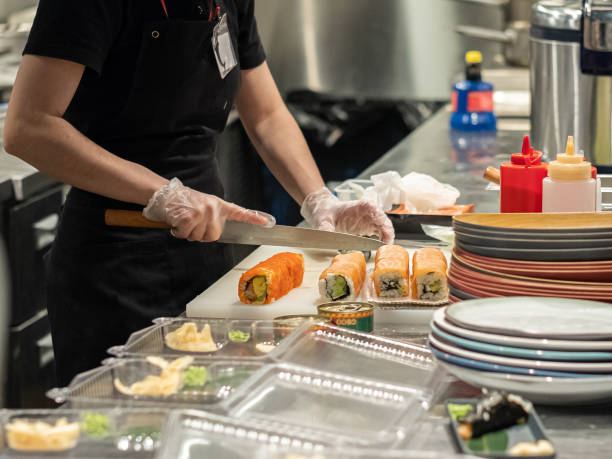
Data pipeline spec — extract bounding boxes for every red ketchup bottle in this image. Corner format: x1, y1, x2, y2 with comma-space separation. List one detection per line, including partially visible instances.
500, 136, 549, 213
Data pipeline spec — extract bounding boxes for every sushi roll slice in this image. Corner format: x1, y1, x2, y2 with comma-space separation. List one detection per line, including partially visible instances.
238, 252, 304, 305
373, 245, 410, 298
457, 391, 533, 440
319, 252, 366, 301
411, 248, 448, 301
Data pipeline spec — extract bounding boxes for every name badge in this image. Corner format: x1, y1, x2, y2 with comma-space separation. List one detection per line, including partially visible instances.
212, 13, 237, 79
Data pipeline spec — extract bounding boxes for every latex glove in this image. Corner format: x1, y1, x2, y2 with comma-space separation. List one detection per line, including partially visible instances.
301, 187, 394, 244
144, 178, 274, 242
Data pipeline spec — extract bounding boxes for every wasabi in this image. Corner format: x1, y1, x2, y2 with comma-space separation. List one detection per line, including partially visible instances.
82, 413, 110, 439
228, 330, 250, 343
183, 366, 207, 388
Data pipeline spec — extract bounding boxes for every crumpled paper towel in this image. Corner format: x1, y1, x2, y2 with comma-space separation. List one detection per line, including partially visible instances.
360, 171, 460, 212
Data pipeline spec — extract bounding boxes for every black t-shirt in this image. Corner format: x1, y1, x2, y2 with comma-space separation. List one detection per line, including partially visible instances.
23, 0, 266, 138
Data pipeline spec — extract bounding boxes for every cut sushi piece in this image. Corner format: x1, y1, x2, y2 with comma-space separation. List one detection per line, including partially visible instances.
411, 247, 448, 301
319, 252, 366, 301
374, 244, 410, 298
457, 391, 532, 440
238, 252, 304, 305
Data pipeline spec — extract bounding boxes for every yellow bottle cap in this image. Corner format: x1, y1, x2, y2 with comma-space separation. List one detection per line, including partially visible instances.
547, 136, 592, 181
465, 51, 482, 64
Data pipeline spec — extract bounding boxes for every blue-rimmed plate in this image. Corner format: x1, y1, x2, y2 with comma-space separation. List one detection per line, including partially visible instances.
436, 360, 612, 405
429, 335, 612, 373
431, 323, 612, 362
432, 308, 612, 351
445, 297, 612, 340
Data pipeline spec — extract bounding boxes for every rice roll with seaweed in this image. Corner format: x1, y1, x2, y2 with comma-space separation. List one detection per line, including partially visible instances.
319, 252, 366, 301
374, 245, 410, 298
411, 248, 448, 301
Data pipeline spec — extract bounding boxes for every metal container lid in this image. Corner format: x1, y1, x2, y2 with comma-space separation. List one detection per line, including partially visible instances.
532, 1, 581, 31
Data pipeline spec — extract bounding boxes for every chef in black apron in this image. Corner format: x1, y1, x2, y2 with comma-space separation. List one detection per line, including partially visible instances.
5, 0, 394, 386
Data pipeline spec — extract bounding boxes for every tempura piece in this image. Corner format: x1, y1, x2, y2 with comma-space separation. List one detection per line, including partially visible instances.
114, 356, 194, 397
165, 322, 217, 352
6, 418, 80, 451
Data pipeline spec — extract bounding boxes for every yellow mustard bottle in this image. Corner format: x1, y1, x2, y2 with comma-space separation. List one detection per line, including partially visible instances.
541, 136, 597, 212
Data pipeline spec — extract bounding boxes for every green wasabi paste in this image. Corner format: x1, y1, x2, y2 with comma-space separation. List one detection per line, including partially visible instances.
228, 330, 250, 343
183, 366, 207, 388
82, 412, 110, 439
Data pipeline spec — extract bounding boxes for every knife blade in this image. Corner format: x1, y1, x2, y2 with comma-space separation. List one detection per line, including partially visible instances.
105, 209, 385, 251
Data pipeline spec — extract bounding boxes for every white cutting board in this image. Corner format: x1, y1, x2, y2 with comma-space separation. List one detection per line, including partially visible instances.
186, 245, 451, 326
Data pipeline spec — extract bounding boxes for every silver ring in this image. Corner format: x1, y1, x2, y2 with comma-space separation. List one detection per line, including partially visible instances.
152, 30, 160, 39
170, 227, 178, 238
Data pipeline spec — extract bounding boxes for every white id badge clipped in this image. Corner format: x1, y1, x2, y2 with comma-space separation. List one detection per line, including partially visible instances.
212, 13, 237, 79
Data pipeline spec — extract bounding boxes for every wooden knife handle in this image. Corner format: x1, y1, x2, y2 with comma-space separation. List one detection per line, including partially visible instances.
483, 166, 501, 185
104, 209, 171, 229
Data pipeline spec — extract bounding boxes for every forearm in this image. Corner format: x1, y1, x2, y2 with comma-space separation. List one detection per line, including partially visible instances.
4, 113, 167, 206
242, 104, 325, 205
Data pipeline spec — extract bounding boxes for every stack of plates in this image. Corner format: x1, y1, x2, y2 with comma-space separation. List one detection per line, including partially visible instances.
449, 213, 612, 302
429, 297, 612, 405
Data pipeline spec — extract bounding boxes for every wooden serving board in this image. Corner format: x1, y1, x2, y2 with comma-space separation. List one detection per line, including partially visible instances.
186, 245, 451, 327
454, 212, 612, 230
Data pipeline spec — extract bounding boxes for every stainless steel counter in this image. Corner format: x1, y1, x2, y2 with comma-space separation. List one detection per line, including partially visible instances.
358, 107, 521, 213
357, 108, 612, 458
0, 151, 57, 202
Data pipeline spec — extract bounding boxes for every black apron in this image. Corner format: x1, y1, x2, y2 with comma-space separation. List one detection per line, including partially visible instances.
47, 3, 241, 386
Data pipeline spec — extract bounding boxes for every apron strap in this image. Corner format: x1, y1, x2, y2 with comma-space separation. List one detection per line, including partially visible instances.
160, 0, 220, 21
160, 0, 169, 18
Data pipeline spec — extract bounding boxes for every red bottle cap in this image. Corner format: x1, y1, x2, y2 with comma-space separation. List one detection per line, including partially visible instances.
511, 135, 542, 166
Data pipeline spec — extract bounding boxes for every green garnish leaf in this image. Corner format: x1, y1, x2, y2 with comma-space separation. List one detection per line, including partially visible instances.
467, 430, 508, 453
229, 330, 250, 343
82, 412, 110, 439
448, 403, 472, 421
183, 366, 207, 388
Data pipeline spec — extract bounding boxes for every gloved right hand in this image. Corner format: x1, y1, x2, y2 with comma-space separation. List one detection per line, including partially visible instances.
143, 178, 274, 242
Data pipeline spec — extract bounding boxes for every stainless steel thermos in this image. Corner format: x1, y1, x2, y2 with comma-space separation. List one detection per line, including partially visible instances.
530, 1, 612, 168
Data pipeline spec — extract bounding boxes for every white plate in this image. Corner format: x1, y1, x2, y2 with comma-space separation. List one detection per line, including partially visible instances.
433, 308, 612, 351
438, 361, 612, 405
445, 297, 612, 340
429, 335, 612, 373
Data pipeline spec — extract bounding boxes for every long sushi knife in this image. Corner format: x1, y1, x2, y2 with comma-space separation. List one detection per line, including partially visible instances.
104, 209, 385, 251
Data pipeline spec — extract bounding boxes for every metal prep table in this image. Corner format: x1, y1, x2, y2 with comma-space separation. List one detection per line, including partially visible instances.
353, 108, 612, 458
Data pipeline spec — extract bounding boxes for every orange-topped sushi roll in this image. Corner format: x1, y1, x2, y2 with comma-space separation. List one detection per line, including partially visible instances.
373, 245, 410, 298
319, 252, 366, 301
411, 248, 448, 301
238, 252, 304, 305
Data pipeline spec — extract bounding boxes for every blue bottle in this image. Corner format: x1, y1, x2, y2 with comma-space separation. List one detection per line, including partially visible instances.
450, 51, 497, 132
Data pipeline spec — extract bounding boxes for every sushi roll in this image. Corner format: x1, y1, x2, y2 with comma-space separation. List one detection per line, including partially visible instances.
457, 391, 532, 440
319, 252, 366, 301
373, 245, 410, 298
238, 252, 304, 305
411, 248, 448, 301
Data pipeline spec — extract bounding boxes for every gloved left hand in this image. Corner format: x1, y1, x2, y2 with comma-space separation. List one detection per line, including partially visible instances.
300, 187, 395, 244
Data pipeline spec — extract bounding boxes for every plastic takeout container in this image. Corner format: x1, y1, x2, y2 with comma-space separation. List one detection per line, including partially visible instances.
219, 363, 429, 448
269, 323, 441, 399
47, 357, 264, 410
156, 409, 331, 458
108, 318, 303, 360
0, 408, 167, 458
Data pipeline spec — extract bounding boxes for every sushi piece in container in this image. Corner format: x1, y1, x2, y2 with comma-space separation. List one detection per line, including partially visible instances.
238, 253, 304, 305
373, 244, 410, 298
456, 391, 532, 440
6, 417, 80, 452
319, 252, 366, 301
411, 248, 449, 301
